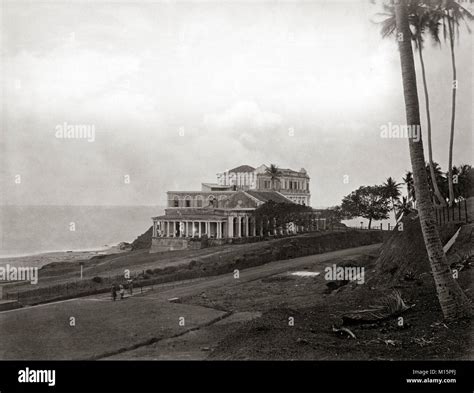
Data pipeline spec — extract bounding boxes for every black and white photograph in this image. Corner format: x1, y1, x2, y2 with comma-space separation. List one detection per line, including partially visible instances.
0, 0, 472, 392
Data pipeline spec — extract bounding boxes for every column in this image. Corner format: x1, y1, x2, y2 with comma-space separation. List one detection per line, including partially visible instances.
198, 221, 202, 237
252, 218, 256, 236
237, 217, 242, 237
228, 216, 234, 238
217, 222, 221, 239
205, 221, 210, 236
245, 216, 249, 238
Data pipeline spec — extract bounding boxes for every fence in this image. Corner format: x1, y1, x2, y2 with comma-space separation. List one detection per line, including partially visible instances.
435, 198, 471, 226
346, 223, 393, 231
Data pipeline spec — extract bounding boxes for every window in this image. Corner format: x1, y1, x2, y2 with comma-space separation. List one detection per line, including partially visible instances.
196, 196, 203, 207
173, 196, 179, 207
208, 195, 215, 207
185, 196, 191, 207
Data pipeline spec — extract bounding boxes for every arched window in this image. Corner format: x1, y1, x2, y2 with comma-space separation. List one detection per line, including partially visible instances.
185, 195, 192, 208
208, 195, 216, 207
173, 195, 180, 207
196, 195, 203, 208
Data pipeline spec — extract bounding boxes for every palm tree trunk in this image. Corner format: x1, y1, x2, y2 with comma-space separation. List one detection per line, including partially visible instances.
417, 40, 446, 207
447, 13, 456, 206
394, 1, 471, 321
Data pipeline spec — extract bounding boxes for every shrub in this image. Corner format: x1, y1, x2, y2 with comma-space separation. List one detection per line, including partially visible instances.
92, 276, 103, 284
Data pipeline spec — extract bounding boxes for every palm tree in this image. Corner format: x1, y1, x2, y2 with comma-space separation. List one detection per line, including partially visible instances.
393, 0, 471, 320
382, 176, 402, 218
265, 164, 282, 190
379, 0, 446, 206
436, 0, 474, 205
395, 196, 413, 220
452, 164, 472, 200
403, 171, 416, 202
425, 161, 448, 204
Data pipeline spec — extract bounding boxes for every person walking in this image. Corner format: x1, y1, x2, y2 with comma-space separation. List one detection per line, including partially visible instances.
111, 285, 117, 301
119, 284, 125, 300
127, 279, 133, 296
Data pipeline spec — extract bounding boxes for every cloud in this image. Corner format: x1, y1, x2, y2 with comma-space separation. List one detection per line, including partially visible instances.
203, 101, 282, 150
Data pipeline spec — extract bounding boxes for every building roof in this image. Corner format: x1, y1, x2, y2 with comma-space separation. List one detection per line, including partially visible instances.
245, 190, 294, 204
228, 165, 255, 173
153, 214, 228, 221
201, 183, 234, 189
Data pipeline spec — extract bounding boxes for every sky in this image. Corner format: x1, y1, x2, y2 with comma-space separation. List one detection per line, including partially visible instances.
1, 0, 472, 207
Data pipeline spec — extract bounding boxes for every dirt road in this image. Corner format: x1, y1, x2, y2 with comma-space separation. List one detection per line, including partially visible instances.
0, 244, 381, 360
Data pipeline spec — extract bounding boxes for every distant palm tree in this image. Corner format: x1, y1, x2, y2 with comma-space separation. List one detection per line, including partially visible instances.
395, 196, 413, 221
393, 0, 471, 320
403, 171, 416, 202
436, 0, 474, 205
425, 161, 448, 204
379, 0, 446, 206
382, 176, 402, 217
452, 164, 473, 201
265, 164, 282, 190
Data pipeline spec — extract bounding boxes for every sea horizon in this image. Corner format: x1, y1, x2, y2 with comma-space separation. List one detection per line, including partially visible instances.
0, 204, 165, 258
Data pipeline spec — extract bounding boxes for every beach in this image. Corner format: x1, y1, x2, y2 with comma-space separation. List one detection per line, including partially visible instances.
0, 246, 124, 269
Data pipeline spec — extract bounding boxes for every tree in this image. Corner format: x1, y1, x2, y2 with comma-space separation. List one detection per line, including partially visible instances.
379, 0, 446, 206
393, 0, 471, 320
452, 164, 473, 200
321, 206, 345, 228
436, 0, 473, 205
403, 171, 416, 202
340, 185, 391, 229
265, 164, 282, 190
382, 176, 402, 217
395, 196, 414, 220
425, 161, 448, 203
254, 200, 312, 234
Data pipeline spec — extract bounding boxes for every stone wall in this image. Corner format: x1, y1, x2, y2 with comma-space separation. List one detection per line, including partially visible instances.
150, 238, 198, 253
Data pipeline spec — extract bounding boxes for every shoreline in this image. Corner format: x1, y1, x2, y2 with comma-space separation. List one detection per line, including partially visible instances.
0, 245, 124, 269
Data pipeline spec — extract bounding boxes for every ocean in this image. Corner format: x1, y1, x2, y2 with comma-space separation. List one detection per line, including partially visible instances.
0, 205, 164, 257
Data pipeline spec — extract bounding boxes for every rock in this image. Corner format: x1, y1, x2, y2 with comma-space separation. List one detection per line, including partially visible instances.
118, 242, 132, 250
